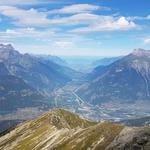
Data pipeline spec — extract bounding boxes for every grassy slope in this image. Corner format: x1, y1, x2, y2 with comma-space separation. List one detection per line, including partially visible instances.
53, 122, 123, 150
0, 109, 123, 150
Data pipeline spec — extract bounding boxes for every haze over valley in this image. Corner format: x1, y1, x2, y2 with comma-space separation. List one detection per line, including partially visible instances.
0, 44, 150, 133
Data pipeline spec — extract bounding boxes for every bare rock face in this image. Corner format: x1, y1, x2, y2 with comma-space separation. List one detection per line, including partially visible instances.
0, 44, 20, 62
106, 127, 150, 150
132, 48, 150, 57
0, 62, 9, 76
0, 44, 14, 51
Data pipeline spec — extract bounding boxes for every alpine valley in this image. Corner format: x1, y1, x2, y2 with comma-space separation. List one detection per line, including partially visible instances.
0, 44, 150, 150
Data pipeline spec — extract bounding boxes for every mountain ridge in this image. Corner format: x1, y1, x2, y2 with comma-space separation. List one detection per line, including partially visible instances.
0, 109, 149, 150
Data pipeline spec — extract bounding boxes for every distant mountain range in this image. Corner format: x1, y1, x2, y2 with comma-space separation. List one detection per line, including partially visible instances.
60, 56, 122, 73
77, 49, 150, 105
0, 44, 82, 115
92, 56, 122, 68
0, 44, 73, 94
35, 54, 68, 67
0, 109, 149, 150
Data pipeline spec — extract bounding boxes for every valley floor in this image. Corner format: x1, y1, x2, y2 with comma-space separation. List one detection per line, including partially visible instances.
0, 80, 150, 133
52, 80, 150, 122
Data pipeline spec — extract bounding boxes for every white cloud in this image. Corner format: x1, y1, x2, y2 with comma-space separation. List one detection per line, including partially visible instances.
144, 38, 150, 45
0, 0, 59, 6
42, 13, 137, 32
54, 41, 74, 49
49, 4, 109, 14
0, 6, 50, 26
127, 15, 150, 21
0, 6, 138, 32
0, 6, 92, 27
0, 28, 55, 43
49, 13, 100, 25
71, 16, 138, 33
147, 15, 150, 19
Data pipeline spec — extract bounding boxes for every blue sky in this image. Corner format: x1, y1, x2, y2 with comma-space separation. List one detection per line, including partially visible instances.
0, 0, 150, 56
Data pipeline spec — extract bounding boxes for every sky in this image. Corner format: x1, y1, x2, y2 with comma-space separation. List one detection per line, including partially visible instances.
0, 0, 150, 56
